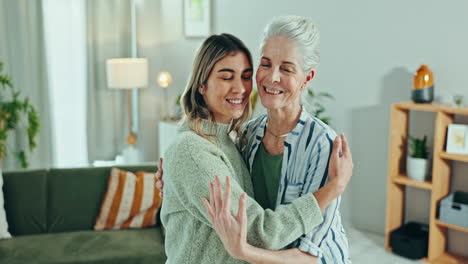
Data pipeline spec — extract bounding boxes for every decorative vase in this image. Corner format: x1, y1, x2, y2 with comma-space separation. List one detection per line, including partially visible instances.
407, 156, 429, 182
412, 65, 434, 103
172, 104, 182, 121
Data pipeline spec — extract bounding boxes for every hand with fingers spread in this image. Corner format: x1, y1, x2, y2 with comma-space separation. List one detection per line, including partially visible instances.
202, 175, 249, 260
328, 133, 353, 195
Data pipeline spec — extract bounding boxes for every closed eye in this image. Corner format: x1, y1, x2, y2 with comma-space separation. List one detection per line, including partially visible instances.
219, 74, 234, 80
281, 67, 294, 73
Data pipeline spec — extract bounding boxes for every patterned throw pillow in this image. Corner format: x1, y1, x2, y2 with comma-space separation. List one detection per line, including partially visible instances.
94, 168, 162, 230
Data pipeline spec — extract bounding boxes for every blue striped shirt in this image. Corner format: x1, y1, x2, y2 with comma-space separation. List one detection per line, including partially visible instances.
239, 108, 351, 264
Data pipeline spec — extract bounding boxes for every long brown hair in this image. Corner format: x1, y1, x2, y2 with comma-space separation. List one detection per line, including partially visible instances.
182, 33, 253, 140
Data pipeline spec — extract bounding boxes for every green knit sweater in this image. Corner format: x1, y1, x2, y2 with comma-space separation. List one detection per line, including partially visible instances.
160, 119, 323, 264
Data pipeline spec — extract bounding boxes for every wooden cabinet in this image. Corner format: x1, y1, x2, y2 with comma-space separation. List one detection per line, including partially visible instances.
385, 101, 468, 264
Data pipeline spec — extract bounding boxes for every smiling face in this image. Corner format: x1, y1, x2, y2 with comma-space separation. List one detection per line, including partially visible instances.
199, 52, 253, 124
256, 35, 314, 111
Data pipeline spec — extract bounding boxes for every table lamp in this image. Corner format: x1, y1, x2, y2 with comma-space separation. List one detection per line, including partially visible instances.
106, 58, 148, 145
157, 72, 173, 119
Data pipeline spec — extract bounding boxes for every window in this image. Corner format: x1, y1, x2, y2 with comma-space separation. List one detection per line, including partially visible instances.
42, 0, 88, 167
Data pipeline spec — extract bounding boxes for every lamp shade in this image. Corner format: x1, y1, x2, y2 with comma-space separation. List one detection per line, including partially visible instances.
106, 58, 148, 89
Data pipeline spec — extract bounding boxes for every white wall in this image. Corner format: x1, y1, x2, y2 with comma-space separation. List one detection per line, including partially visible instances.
135, 0, 204, 161
132, 0, 468, 254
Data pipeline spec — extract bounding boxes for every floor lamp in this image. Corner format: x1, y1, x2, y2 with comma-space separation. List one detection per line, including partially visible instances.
104, 0, 148, 163
106, 58, 148, 162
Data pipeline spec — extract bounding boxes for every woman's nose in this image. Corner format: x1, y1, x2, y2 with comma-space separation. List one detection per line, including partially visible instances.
232, 78, 246, 93
271, 68, 280, 83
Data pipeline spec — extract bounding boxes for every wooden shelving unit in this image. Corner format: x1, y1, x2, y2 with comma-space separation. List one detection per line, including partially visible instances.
440, 152, 468, 163
385, 101, 468, 264
393, 174, 433, 190
435, 220, 468, 234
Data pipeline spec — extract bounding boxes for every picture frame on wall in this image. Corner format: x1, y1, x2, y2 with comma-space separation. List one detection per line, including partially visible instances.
184, 0, 211, 38
446, 124, 468, 155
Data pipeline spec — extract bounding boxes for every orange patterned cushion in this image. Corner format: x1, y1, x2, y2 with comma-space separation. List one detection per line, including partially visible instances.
94, 168, 162, 230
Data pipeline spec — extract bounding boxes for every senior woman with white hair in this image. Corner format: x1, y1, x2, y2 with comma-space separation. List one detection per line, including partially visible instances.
203, 16, 351, 264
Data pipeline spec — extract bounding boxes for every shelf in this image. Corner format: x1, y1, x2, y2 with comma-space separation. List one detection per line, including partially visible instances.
432, 252, 468, 264
435, 220, 468, 233
440, 152, 468, 163
387, 102, 468, 264
392, 174, 433, 190
394, 101, 468, 115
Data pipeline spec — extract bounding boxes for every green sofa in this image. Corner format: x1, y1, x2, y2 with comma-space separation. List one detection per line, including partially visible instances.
0, 165, 167, 264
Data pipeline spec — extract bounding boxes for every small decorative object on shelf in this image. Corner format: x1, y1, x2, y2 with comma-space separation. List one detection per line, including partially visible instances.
390, 222, 429, 260
453, 94, 464, 107
446, 124, 468, 155
412, 65, 434, 104
172, 93, 183, 121
439, 191, 468, 229
407, 135, 429, 181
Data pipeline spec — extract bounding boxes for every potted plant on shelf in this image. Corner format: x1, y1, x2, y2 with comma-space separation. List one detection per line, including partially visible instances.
171, 93, 183, 121
407, 135, 429, 182
0, 62, 40, 171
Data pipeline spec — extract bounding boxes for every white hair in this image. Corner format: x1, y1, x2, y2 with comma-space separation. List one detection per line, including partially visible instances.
260, 15, 320, 73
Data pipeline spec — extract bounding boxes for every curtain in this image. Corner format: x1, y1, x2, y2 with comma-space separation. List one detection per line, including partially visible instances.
86, 0, 132, 162
0, 0, 53, 170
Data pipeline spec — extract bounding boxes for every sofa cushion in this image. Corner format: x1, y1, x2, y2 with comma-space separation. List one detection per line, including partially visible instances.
95, 168, 162, 230
0, 227, 166, 264
47, 166, 157, 233
2, 169, 48, 236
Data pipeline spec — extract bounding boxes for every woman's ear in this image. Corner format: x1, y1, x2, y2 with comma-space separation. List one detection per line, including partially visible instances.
198, 84, 206, 95
305, 70, 315, 84
301, 70, 315, 90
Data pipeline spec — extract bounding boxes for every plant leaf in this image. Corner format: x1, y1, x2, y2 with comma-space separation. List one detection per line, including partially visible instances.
317, 92, 334, 100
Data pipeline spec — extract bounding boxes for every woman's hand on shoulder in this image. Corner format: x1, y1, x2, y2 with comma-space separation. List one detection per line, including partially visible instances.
328, 133, 353, 195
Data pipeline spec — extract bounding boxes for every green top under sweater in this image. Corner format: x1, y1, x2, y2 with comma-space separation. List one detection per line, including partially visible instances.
160, 119, 323, 264
252, 142, 283, 210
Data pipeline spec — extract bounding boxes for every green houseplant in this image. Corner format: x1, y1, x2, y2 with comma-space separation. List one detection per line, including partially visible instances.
407, 135, 430, 181
409, 135, 429, 159
171, 93, 183, 121
305, 88, 334, 125
0, 62, 40, 168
